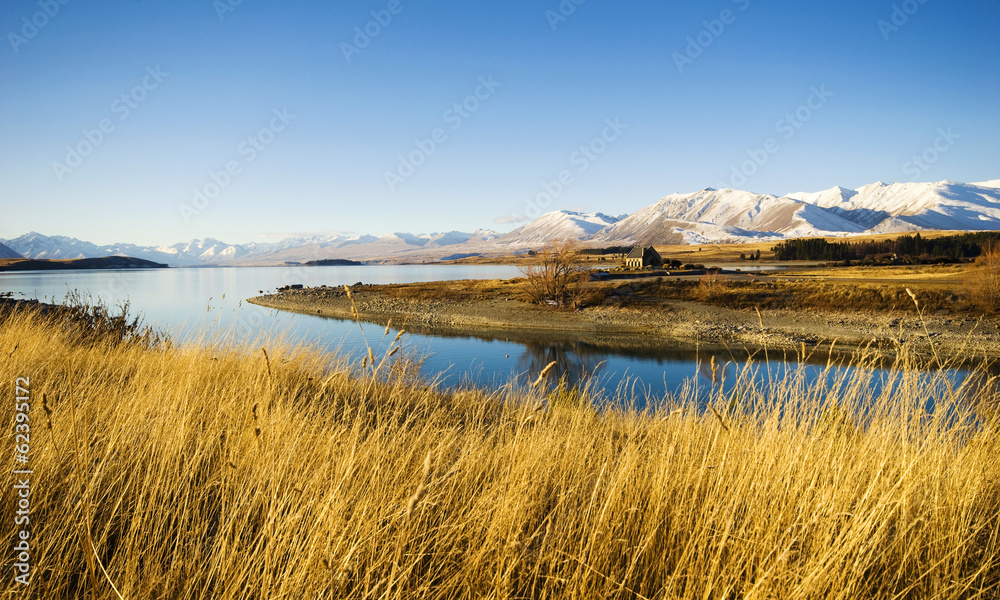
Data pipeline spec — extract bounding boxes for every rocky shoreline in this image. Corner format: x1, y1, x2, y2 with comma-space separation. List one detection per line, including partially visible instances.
248, 281, 1000, 360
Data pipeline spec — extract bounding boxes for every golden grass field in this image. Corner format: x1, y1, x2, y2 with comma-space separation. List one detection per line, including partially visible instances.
2, 303, 1000, 599
443, 231, 976, 267
366, 263, 978, 315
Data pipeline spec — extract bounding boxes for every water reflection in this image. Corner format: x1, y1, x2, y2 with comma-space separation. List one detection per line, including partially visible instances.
1, 265, 995, 404
515, 340, 603, 390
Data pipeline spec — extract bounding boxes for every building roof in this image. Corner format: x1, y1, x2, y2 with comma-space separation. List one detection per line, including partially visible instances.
626, 246, 644, 258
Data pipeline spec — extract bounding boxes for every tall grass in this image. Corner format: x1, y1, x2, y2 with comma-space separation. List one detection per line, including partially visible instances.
2, 304, 999, 599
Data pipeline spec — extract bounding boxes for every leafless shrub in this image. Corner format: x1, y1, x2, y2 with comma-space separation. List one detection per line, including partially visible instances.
518, 241, 587, 307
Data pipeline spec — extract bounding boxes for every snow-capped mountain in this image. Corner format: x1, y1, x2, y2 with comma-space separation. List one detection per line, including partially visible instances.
0, 241, 22, 259
0, 233, 253, 266
590, 189, 864, 246
787, 181, 1000, 232
1, 232, 102, 260
493, 211, 621, 247
251, 230, 503, 264
594, 180, 1000, 247
175, 239, 248, 261
4, 179, 999, 265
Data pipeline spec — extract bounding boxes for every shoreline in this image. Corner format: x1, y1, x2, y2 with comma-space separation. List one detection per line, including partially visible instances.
247, 279, 1000, 360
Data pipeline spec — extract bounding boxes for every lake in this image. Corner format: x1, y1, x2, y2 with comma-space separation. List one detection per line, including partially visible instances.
0, 264, 972, 404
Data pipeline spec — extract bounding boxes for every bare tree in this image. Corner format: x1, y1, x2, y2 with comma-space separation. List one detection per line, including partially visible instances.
965, 241, 1000, 313
519, 241, 587, 307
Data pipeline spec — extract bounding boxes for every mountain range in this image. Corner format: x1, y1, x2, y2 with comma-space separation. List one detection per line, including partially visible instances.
4, 179, 999, 266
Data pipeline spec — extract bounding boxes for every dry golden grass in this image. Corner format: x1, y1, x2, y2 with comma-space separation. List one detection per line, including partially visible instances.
381, 278, 523, 302
341, 267, 979, 315
2, 305, 1000, 599
779, 263, 972, 284
613, 276, 969, 314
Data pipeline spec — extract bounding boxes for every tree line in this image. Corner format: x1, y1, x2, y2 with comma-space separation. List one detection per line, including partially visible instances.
770, 232, 1000, 262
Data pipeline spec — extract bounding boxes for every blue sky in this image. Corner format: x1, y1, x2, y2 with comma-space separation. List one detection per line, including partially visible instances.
1, 0, 997, 246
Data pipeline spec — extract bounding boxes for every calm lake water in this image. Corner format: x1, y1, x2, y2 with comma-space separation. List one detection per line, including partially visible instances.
0, 265, 972, 404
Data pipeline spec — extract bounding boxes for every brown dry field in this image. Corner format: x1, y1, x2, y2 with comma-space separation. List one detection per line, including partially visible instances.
440, 231, 975, 266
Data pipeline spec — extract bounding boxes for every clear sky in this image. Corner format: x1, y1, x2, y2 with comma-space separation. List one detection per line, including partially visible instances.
1, 0, 998, 246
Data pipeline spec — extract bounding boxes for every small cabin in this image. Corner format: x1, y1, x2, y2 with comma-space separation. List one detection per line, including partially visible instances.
624, 246, 662, 269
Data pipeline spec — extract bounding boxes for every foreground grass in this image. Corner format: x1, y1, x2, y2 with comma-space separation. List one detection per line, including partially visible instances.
2, 307, 1000, 599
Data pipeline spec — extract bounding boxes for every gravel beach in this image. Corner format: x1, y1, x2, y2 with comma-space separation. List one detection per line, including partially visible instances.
248, 280, 1000, 359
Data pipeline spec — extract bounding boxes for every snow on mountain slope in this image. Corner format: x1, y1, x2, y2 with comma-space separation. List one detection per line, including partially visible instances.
381, 232, 429, 247
242, 229, 503, 263
591, 215, 775, 246
494, 211, 620, 247
793, 181, 1000, 231
591, 181, 1000, 248
424, 231, 474, 247
0, 233, 253, 266
170, 238, 251, 262
785, 186, 857, 206
591, 189, 865, 246
2, 232, 101, 260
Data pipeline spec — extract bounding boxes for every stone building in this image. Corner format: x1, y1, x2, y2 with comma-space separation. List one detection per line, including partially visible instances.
624, 246, 662, 269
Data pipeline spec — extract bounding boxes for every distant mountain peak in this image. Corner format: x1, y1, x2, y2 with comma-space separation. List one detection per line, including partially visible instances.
3, 178, 997, 264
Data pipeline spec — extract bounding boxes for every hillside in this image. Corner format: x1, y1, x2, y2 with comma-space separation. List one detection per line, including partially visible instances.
0, 256, 168, 271
0, 241, 22, 259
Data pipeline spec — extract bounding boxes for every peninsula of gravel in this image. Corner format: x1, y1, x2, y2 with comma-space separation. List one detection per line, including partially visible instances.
247, 275, 1000, 358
